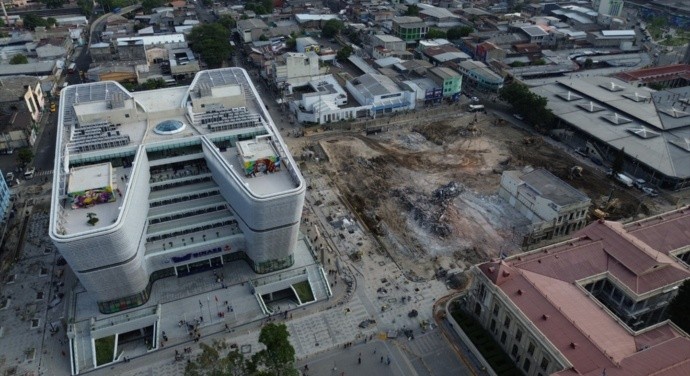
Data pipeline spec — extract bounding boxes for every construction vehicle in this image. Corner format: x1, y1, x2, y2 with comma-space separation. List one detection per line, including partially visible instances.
592, 208, 608, 219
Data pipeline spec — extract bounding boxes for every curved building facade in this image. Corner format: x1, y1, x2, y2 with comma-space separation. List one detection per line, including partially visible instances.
49, 68, 305, 313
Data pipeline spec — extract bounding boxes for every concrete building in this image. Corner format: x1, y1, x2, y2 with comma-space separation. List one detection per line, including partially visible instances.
392, 16, 429, 42
499, 167, 591, 243
272, 52, 327, 88
455, 60, 504, 92
595, 0, 624, 17
295, 37, 320, 54
49, 68, 307, 314
346, 73, 416, 116
586, 29, 635, 47
236, 18, 270, 43
463, 207, 690, 376
428, 67, 462, 100
290, 74, 370, 124
370, 34, 406, 53
530, 76, 690, 190
0, 76, 45, 123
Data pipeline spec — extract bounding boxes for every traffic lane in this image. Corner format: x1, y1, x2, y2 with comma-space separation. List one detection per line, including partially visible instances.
33, 112, 58, 172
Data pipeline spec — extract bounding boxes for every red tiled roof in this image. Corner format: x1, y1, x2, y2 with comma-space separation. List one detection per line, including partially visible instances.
614, 64, 690, 84
478, 208, 690, 376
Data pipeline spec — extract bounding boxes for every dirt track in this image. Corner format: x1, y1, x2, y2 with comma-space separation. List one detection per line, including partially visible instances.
292, 111, 648, 279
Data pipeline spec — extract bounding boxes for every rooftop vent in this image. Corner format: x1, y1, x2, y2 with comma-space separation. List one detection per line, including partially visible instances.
659, 107, 690, 118
502, 270, 511, 277
668, 136, 690, 152
628, 126, 660, 139
577, 101, 605, 112
542, 314, 550, 320
557, 91, 582, 101
517, 289, 523, 295
570, 342, 578, 349
601, 112, 632, 125
600, 81, 624, 92
623, 92, 649, 102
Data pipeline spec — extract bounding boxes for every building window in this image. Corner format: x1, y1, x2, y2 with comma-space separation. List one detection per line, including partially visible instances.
540, 357, 549, 371
511, 344, 518, 358
500, 331, 507, 344
504, 316, 511, 329
528, 342, 535, 356
474, 302, 482, 316
490, 319, 496, 332
125, 114, 130, 118
493, 304, 499, 317
515, 328, 523, 342
523, 358, 531, 372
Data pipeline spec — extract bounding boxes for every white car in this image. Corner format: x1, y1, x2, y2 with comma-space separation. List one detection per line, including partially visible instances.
513, 113, 524, 120
471, 96, 479, 102
642, 187, 658, 197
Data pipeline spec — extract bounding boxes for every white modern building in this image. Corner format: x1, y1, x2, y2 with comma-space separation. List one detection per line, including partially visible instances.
49, 68, 306, 314
346, 73, 416, 116
290, 74, 371, 124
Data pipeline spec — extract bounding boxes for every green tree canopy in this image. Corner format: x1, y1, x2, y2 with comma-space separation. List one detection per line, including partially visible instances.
10, 54, 28, 65
447, 26, 473, 40
499, 82, 554, 131
322, 19, 344, 38
42, 0, 64, 9
405, 4, 419, 16
188, 23, 232, 68
336, 45, 353, 61
22, 14, 48, 30
244, 0, 273, 15
251, 323, 298, 376
77, 0, 93, 16
185, 324, 297, 376
426, 29, 447, 39
18, 148, 33, 165
669, 280, 690, 334
218, 15, 237, 29
141, 0, 165, 13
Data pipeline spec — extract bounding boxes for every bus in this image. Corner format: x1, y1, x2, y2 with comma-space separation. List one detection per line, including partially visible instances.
68, 63, 76, 73
468, 104, 485, 112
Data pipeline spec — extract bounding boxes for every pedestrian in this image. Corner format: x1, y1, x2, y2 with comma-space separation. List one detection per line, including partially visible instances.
358, 357, 361, 365
380, 356, 383, 363
387, 357, 390, 365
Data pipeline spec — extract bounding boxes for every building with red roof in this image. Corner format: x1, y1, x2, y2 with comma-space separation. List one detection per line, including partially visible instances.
614, 64, 690, 89
463, 207, 690, 376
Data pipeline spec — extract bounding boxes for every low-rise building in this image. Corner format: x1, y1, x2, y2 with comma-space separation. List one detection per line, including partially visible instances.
586, 29, 635, 47
463, 207, 690, 376
370, 34, 406, 52
295, 37, 320, 53
455, 59, 504, 92
290, 74, 367, 124
272, 52, 327, 88
392, 16, 429, 42
428, 67, 462, 100
236, 18, 270, 43
346, 73, 416, 116
499, 167, 590, 243
614, 64, 690, 89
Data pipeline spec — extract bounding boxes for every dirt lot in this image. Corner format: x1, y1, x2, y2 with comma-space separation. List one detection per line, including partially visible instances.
292, 111, 652, 279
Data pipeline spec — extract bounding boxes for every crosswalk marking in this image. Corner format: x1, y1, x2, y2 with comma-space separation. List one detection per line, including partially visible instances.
34, 170, 53, 177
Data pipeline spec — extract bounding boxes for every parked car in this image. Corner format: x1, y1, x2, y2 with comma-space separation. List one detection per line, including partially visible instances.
642, 187, 659, 197
513, 113, 524, 120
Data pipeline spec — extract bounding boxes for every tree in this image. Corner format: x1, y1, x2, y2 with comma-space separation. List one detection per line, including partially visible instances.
322, 19, 343, 38
42, 0, 64, 9
22, 14, 48, 30
218, 15, 237, 29
447, 26, 473, 40
426, 29, 447, 39
185, 324, 297, 376
336, 45, 353, 61
405, 4, 419, 16
583, 58, 593, 69
188, 23, 233, 68
251, 323, 298, 376
612, 147, 625, 175
259, 34, 268, 41
46, 17, 57, 28
141, 0, 165, 13
77, 0, 94, 17
499, 82, 554, 131
185, 341, 248, 376
10, 54, 28, 65
18, 148, 33, 166
669, 280, 690, 334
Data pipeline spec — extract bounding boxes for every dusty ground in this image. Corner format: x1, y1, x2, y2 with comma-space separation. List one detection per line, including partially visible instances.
291, 111, 649, 279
